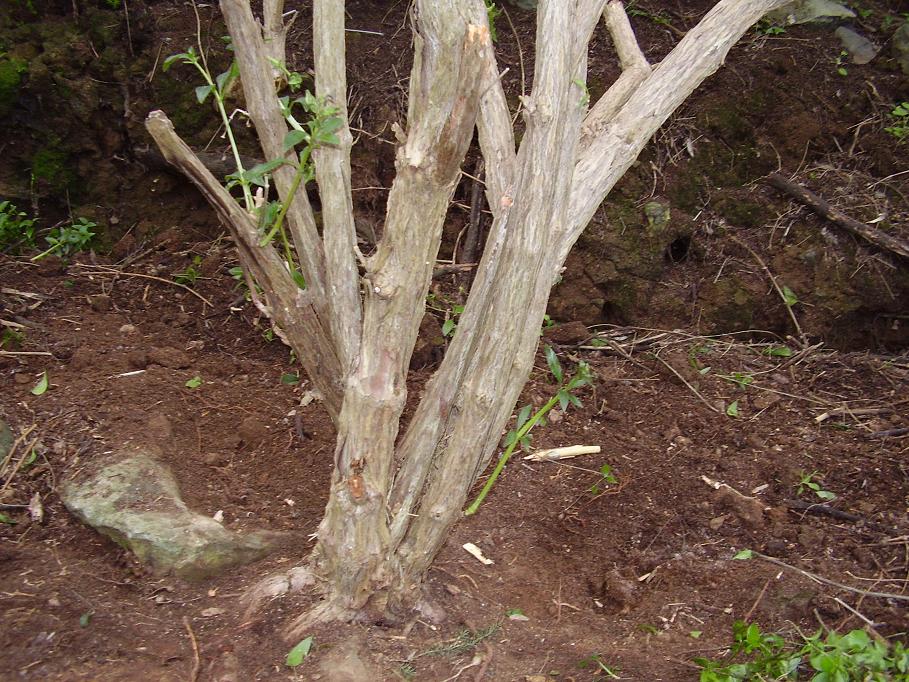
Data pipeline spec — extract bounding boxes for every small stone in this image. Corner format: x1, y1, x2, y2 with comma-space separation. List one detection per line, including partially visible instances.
542, 320, 589, 345
119, 324, 137, 334
238, 416, 269, 446
444, 583, 461, 595
88, 294, 111, 312
126, 350, 148, 369
147, 346, 191, 369
709, 515, 727, 530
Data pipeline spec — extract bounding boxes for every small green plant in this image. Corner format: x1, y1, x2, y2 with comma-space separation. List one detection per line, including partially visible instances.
31, 217, 96, 261
0, 200, 37, 253
185, 375, 202, 389
425, 624, 500, 657
755, 18, 786, 35
588, 463, 617, 495
442, 304, 465, 337
695, 621, 909, 681
484, 0, 503, 42
796, 471, 836, 501
834, 50, 849, 77
1, 328, 24, 349
31, 371, 48, 395
885, 102, 909, 143
464, 346, 593, 515
174, 255, 203, 286
578, 654, 621, 680
626, 2, 674, 28
286, 636, 313, 668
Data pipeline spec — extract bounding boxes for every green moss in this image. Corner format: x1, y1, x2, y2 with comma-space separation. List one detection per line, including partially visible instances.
31, 144, 74, 192
714, 196, 768, 228
0, 57, 27, 115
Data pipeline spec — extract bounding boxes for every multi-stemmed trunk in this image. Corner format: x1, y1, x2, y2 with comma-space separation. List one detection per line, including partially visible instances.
146, 0, 790, 632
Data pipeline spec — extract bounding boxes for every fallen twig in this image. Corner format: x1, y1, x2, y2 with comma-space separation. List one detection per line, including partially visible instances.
182, 615, 201, 682
72, 264, 213, 307
767, 172, 909, 259
785, 499, 898, 534
752, 551, 909, 602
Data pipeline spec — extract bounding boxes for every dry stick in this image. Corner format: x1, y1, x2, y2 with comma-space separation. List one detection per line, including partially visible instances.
182, 616, 201, 682
767, 172, 909, 260
0, 437, 40, 495
73, 266, 213, 307
743, 576, 773, 622
728, 234, 806, 346
462, 158, 486, 267
868, 427, 909, 438
649, 353, 722, 414
753, 552, 909, 602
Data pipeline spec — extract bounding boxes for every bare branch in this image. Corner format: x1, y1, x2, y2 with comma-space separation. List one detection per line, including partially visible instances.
220, 0, 327, 303
313, 0, 362, 371
145, 111, 344, 418
261, 0, 295, 75
564, 0, 791, 265
581, 0, 651, 141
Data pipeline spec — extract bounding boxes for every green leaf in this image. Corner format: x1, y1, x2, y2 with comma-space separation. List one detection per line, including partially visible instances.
589, 338, 607, 347
0, 512, 16, 525
195, 84, 214, 104
286, 636, 313, 667
281, 372, 300, 385
283, 129, 310, 151
689, 630, 703, 639
567, 392, 582, 409
781, 286, 798, 307
185, 376, 202, 389
291, 270, 307, 289
816, 490, 837, 501
242, 158, 290, 187
544, 345, 563, 383
558, 389, 569, 412
505, 608, 525, 617
515, 404, 533, 430
31, 371, 48, 395
726, 400, 739, 417
215, 60, 239, 94
764, 345, 793, 357
442, 318, 456, 337
733, 549, 753, 560
162, 52, 191, 71
79, 611, 93, 627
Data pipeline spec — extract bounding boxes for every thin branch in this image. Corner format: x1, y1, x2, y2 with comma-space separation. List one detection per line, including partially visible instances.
767, 172, 909, 259
220, 0, 328, 302
313, 0, 362, 371
753, 551, 909, 602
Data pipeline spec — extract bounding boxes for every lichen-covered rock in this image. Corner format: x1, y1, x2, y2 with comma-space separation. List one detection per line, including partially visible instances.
766, 0, 855, 25
60, 453, 289, 580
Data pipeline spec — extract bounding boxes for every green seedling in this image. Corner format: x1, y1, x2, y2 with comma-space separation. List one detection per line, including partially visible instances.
589, 463, 617, 495
0, 200, 37, 253
281, 372, 300, 385
725, 400, 739, 417
834, 50, 849, 77
484, 0, 503, 42
885, 102, 909, 142
464, 346, 593, 515
796, 470, 836, 501
0, 512, 16, 525
185, 375, 202, 389
442, 304, 465, 337
781, 285, 798, 307
174, 255, 203, 286
286, 636, 313, 667
722, 372, 754, 389
31, 218, 96, 261
31, 371, 48, 395
755, 18, 786, 35
578, 654, 620, 680
1, 328, 24, 349
696, 621, 909, 681
425, 624, 500, 657
762, 345, 793, 358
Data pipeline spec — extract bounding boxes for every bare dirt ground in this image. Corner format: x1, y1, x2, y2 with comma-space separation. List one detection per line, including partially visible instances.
2, 0, 909, 680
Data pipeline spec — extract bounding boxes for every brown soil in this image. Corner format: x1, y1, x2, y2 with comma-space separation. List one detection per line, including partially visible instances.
2, 0, 909, 680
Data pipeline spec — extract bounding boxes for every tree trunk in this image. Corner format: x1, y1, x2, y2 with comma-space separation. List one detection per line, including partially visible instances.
146, 0, 791, 633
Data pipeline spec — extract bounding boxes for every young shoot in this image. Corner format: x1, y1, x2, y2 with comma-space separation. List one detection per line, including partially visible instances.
464, 346, 593, 515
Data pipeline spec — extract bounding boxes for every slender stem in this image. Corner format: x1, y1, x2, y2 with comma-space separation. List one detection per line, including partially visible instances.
464, 393, 561, 516
261, 146, 309, 249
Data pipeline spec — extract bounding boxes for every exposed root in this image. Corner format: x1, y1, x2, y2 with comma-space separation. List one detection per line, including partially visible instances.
240, 565, 316, 620
284, 599, 358, 642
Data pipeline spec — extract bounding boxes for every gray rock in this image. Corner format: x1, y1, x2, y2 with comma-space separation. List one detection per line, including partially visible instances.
766, 0, 855, 25
834, 27, 879, 64
893, 23, 909, 75
60, 453, 289, 580
644, 201, 671, 235
0, 416, 12, 463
